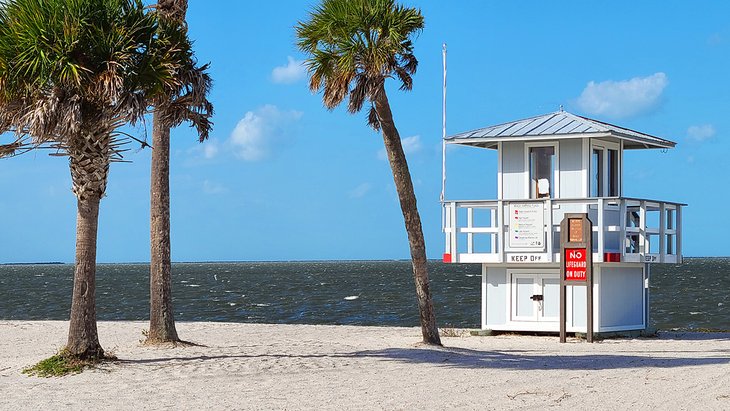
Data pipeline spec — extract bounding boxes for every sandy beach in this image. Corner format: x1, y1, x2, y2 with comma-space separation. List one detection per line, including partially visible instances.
1, 321, 729, 410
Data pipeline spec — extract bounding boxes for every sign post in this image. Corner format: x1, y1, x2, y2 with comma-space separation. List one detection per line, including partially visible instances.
559, 213, 594, 343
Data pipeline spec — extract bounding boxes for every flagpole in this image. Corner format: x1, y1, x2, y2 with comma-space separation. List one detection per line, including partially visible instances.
440, 43, 447, 232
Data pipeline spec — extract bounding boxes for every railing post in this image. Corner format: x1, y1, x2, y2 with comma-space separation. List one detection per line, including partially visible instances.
498, 200, 504, 263
490, 206, 497, 254
667, 207, 674, 257
450, 202, 458, 263
444, 203, 451, 256
676, 205, 683, 263
597, 198, 605, 262
639, 201, 647, 255
619, 198, 627, 258
659, 203, 666, 263
467, 207, 474, 254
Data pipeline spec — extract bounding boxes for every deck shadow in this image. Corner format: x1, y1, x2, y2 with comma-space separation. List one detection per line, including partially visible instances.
351, 346, 730, 371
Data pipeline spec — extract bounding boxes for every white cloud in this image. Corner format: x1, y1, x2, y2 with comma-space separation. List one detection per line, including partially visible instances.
202, 139, 219, 159
348, 183, 371, 199
229, 105, 303, 161
686, 124, 715, 142
185, 138, 220, 161
576, 72, 668, 118
377, 135, 422, 160
271, 56, 307, 84
202, 179, 227, 194
401, 135, 422, 153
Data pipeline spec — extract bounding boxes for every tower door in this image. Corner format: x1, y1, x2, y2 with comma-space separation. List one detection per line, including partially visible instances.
510, 272, 560, 323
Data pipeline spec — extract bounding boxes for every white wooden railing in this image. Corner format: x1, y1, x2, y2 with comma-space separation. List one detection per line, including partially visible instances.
442, 197, 684, 264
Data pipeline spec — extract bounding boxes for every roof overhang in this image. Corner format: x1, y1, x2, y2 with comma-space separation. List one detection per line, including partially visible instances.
444, 111, 677, 150
446, 131, 676, 150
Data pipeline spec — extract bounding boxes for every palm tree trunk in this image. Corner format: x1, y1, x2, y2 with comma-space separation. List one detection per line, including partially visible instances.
65, 131, 111, 359
148, 114, 179, 343
66, 190, 104, 358
147, 0, 187, 344
374, 88, 441, 346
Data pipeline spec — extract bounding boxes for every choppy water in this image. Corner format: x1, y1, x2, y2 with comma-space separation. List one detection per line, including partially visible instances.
0, 259, 728, 330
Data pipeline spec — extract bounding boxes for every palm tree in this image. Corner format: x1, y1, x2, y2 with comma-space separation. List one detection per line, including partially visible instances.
146, 0, 212, 344
296, 0, 441, 345
0, 0, 212, 359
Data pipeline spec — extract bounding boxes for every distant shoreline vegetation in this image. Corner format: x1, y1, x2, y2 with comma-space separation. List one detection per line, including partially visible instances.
1, 262, 65, 266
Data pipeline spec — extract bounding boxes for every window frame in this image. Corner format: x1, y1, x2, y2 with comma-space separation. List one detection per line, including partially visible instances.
590, 139, 621, 198
524, 141, 560, 199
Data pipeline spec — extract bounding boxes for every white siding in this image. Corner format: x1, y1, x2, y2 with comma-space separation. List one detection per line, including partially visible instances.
559, 138, 584, 198
600, 266, 645, 328
485, 267, 507, 326
501, 142, 525, 199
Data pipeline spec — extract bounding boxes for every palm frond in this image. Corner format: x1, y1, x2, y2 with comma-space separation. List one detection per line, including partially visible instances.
0, 0, 212, 163
367, 104, 380, 131
296, 0, 424, 121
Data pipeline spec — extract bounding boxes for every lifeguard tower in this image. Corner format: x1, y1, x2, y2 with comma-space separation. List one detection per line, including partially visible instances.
442, 110, 684, 334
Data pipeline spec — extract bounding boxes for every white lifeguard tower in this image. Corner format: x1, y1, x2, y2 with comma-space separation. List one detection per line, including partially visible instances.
442, 110, 684, 335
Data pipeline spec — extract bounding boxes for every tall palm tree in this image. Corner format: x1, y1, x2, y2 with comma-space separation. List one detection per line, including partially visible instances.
0, 0, 212, 359
146, 0, 212, 344
296, 0, 441, 345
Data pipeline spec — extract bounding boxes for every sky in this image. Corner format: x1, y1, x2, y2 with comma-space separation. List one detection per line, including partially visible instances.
1, 1, 729, 263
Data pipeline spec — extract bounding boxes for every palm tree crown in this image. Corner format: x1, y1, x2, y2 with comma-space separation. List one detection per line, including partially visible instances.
296, 0, 423, 129
0, 0, 211, 164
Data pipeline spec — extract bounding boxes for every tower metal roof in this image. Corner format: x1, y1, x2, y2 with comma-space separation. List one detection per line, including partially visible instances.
446, 111, 676, 149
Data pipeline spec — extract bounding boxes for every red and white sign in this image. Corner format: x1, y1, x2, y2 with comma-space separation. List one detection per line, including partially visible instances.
564, 248, 587, 281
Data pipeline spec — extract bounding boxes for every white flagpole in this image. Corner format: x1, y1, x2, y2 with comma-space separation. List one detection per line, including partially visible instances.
440, 43, 447, 231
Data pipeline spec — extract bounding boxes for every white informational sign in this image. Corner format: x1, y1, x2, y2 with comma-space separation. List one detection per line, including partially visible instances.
508, 203, 544, 249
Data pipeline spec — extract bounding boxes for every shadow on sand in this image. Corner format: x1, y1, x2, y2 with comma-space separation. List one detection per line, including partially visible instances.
351, 344, 730, 371
116, 333, 730, 371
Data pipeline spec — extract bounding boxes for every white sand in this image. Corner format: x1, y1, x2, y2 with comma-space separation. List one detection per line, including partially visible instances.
1, 321, 729, 410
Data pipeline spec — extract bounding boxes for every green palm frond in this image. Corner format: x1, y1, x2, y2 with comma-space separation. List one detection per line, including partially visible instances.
296, 0, 423, 129
148, 13, 213, 141
0, 0, 212, 157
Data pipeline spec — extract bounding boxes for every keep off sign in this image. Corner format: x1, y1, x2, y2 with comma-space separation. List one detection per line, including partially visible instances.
564, 248, 587, 281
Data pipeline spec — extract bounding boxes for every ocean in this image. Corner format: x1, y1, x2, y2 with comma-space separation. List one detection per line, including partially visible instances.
0, 258, 728, 331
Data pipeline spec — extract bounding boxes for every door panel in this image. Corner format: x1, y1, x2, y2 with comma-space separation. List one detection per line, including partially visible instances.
510, 272, 559, 323
514, 277, 536, 320
541, 278, 560, 320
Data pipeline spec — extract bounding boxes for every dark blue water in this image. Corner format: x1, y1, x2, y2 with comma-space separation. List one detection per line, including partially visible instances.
0, 259, 727, 330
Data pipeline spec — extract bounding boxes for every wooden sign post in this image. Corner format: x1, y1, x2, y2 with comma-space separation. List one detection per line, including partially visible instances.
559, 213, 594, 343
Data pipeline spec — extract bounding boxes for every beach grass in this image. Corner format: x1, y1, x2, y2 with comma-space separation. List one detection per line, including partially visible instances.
22, 349, 116, 377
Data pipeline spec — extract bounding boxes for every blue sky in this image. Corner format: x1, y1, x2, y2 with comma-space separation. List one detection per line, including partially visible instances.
1, 1, 729, 262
